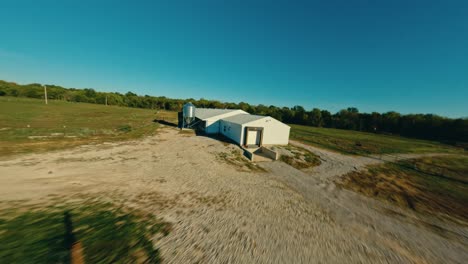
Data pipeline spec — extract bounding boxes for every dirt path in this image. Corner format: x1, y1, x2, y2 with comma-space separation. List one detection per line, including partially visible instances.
260, 150, 468, 264
0, 128, 467, 263
289, 139, 381, 182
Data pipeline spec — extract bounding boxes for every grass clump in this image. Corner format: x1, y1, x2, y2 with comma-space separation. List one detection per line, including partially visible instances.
0, 201, 169, 263
178, 129, 195, 136
336, 155, 468, 222
217, 149, 266, 172
117, 124, 132, 133
278, 145, 321, 170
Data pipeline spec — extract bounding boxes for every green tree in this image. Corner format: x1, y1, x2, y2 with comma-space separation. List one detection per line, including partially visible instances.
308, 108, 323, 127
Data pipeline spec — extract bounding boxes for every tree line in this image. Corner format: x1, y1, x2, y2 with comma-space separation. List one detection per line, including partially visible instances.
1, 80, 466, 144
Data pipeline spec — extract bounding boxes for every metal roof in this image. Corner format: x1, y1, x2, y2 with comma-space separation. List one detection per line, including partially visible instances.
221, 113, 267, 125
194, 108, 244, 120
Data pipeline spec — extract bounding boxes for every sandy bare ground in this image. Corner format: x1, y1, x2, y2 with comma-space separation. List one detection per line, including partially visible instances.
0, 127, 467, 263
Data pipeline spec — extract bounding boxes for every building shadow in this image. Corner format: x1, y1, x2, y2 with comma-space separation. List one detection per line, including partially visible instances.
153, 119, 178, 127
194, 130, 238, 145
193, 129, 255, 160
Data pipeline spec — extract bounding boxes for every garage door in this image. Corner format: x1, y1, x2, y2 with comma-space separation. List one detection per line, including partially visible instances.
246, 130, 261, 146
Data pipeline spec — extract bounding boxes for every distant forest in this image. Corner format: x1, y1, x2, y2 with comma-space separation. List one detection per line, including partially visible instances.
1, 80, 466, 145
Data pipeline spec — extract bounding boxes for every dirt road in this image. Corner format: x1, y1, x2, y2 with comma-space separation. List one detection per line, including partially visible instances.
0, 127, 467, 263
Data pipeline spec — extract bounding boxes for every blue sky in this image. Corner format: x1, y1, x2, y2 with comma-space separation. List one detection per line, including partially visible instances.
0, 0, 467, 117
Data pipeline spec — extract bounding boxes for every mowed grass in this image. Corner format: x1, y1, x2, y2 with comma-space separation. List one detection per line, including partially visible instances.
0, 200, 169, 263
337, 155, 468, 222
290, 124, 462, 155
0, 97, 178, 157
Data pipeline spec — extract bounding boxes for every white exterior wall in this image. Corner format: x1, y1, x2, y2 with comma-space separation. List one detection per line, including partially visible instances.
204, 120, 220, 134
242, 117, 290, 145
202, 110, 247, 134
219, 120, 243, 144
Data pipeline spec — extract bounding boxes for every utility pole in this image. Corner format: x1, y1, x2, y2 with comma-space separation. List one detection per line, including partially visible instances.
44, 85, 48, 105
105, 95, 108, 106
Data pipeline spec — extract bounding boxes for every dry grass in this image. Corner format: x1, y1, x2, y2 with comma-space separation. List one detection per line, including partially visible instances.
336, 156, 468, 222
217, 149, 266, 172
277, 145, 321, 170
178, 129, 196, 136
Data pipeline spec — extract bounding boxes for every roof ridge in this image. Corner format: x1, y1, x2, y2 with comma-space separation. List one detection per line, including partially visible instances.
196, 108, 239, 110
221, 113, 269, 125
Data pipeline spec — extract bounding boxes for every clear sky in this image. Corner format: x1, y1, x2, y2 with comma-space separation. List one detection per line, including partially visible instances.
1, 0, 467, 117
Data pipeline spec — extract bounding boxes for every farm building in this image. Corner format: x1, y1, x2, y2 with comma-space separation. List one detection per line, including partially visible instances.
194, 108, 248, 134
183, 104, 290, 147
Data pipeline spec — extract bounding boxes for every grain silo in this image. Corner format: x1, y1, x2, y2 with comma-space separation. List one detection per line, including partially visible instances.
182, 102, 195, 128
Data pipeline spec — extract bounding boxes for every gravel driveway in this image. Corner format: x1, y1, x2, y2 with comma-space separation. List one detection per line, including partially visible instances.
0, 127, 466, 263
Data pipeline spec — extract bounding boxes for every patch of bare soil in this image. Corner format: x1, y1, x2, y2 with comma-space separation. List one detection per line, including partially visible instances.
0, 127, 467, 263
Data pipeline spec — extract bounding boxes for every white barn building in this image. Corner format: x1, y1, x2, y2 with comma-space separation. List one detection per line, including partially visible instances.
193, 108, 290, 147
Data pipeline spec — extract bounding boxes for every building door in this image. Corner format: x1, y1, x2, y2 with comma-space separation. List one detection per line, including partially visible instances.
245, 127, 263, 147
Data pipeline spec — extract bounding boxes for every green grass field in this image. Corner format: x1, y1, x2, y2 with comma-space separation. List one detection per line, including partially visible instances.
0, 97, 463, 158
290, 124, 462, 155
0, 97, 177, 157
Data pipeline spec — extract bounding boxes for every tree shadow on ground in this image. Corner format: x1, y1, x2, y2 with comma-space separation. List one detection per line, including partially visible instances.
63, 211, 75, 263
